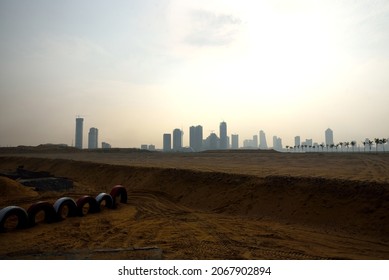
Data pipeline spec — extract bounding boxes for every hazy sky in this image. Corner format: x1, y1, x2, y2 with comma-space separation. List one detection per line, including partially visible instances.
1, 0, 389, 148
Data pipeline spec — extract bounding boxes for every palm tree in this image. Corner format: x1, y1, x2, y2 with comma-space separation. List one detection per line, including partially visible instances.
362, 141, 367, 152
351, 141, 356, 152
320, 144, 324, 152
344, 141, 350, 152
374, 138, 381, 153
382, 138, 387, 152
339, 142, 344, 152
368, 140, 374, 152
330, 144, 335, 152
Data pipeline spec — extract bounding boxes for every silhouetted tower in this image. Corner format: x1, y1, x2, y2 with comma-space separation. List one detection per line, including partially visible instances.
231, 134, 239, 149
163, 133, 171, 152
190, 125, 203, 152
88, 127, 98, 149
172, 128, 183, 151
219, 121, 228, 149
205, 133, 219, 150
253, 135, 258, 148
325, 128, 334, 146
295, 136, 301, 147
273, 136, 282, 151
259, 130, 268, 149
75, 117, 84, 149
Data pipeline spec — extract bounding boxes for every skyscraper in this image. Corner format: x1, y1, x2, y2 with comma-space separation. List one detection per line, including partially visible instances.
75, 117, 84, 149
88, 127, 98, 149
204, 132, 219, 150
231, 134, 239, 149
253, 135, 258, 148
273, 136, 282, 151
325, 128, 334, 146
189, 125, 203, 152
219, 121, 228, 149
163, 133, 171, 152
295, 136, 301, 147
173, 128, 183, 151
259, 130, 268, 149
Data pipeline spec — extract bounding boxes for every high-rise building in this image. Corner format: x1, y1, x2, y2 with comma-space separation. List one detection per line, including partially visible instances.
325, 128, 334, 146
204, 133, 219, 150
273, 136, 282, 151
219, 121, 228, 149
163, 133, 171, 152
253, 135, 258, 148
88, 127, 98, 149
259, 130, 268, 149
302, 139, 313, 147
243, 139, 255, 148
75, 117, 84, 149
231, 134, 239, 149
173, 128, 183, 151
295, 136, 301, 147
189, 125, 203, 152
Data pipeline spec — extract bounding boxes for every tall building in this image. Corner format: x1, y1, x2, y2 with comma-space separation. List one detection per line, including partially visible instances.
302, 139, 313, 146
253, 135, 258, 148
189, 125, 203, 152
273, 136, 282, 151
219, 121, 228, 149
163, 133, 171, 152
295, 136, 301, 147
243, 139, 255, 148
75, 117, 84, 149
172, 128, 183, 151
325, 128, 334, 146
88, 127, 98, 149
204, 133, 219, 150
231, 134, 239, 149
259, 130, 268, 149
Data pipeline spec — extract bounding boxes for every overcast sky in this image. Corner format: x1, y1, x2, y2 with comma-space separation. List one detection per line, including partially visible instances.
1, 0, 388, 148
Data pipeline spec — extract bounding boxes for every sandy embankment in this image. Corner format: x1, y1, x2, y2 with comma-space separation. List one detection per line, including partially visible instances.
0, 152, 389, 259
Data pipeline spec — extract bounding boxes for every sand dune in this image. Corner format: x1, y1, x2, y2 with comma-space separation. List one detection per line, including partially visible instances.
0, 151, 389, 259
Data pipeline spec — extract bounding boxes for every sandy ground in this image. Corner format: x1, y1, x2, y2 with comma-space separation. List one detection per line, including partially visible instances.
1, 150, 389, 259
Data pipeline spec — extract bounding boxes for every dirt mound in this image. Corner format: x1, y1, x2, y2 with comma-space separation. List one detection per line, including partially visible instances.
0, 157, 388, 240
0, 155, 389, 259
0, 176, 39, 202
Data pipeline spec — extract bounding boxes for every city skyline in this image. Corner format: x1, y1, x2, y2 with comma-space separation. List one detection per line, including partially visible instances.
4, 114, 389, 151
1, 1, 389, 148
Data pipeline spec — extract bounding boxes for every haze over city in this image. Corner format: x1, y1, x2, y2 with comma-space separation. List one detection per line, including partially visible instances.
1, 0, 389, 148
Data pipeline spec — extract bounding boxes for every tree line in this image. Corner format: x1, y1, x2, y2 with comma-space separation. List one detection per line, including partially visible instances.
286, 138, 388, 153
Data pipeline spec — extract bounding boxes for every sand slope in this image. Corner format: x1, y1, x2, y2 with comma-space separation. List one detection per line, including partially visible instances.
0, 152, 389, 259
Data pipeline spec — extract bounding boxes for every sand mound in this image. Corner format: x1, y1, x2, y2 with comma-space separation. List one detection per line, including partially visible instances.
0, 176, 39, 202
0, 157, 388, 239
0, 155, 389, 259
